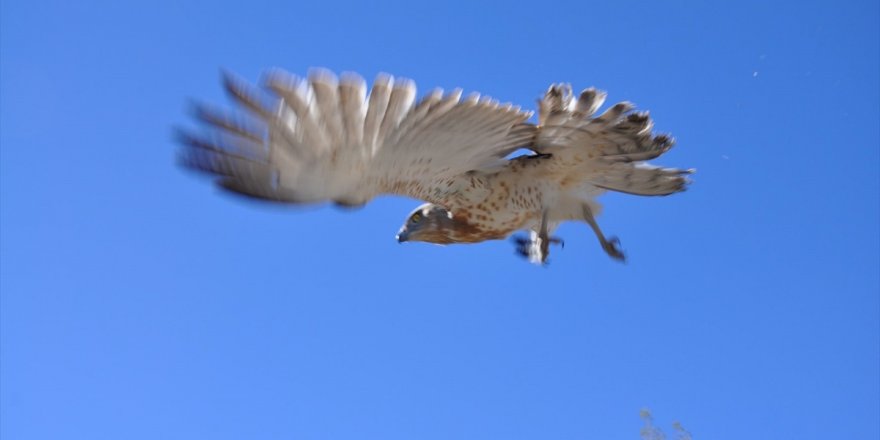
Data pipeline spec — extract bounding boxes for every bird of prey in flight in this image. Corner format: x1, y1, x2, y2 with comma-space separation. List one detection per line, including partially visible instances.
178, 68, 692, 264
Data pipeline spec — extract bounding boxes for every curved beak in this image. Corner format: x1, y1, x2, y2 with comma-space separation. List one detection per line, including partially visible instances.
396, 229, 409, 243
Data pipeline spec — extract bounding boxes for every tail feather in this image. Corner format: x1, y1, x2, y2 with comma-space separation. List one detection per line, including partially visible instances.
591, 164, 693, 196
536, 82, 693, 197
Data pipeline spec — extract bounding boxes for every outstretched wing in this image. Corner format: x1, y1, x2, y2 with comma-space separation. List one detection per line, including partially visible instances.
178, 69, 535, 207
535, 84, 692, 196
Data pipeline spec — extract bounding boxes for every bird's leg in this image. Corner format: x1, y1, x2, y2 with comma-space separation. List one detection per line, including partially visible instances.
582, 203, 626, 262
536, 209, 567, 263
537, 209, 551, 263
511, 209, 563, 264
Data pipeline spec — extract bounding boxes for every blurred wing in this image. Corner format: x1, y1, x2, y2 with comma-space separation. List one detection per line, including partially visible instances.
535, 84, 692, 196
179, 69, 535, 206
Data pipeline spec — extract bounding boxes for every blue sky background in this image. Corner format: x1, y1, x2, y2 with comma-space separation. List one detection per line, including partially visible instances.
1, 0, 878, 438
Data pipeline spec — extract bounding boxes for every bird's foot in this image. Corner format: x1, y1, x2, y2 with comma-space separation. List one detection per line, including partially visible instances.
602, 236, 626, 262
512, 234, 565, 264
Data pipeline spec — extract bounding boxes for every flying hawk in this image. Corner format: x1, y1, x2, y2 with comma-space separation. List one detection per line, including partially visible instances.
179, 69, 692, 264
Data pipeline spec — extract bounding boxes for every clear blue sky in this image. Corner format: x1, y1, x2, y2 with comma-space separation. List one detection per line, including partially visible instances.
1, 0, 877, 438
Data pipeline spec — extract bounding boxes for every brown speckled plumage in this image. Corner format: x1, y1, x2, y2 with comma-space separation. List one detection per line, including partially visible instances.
180, 69, 692, 264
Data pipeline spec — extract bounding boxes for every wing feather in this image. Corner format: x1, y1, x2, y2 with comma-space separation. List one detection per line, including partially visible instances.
372, 91, 534, 189
338, 72, 367, 148
363, 74, 393, 151
309, 69, 345, 150
535, 83, 690, 197
387, 88, 444, 146
376, 79, 416, 148
191, 104, 264, 145
263, 70, 326, 157
180, 69, 534, 206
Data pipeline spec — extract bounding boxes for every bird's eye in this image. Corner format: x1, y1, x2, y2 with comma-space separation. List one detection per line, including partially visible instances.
410, 213, 422, 223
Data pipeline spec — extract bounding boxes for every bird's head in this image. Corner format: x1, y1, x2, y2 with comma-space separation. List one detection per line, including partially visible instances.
396, 203, 457, 245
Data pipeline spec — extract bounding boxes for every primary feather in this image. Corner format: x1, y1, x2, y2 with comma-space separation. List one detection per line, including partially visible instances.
181, 69, 534, 206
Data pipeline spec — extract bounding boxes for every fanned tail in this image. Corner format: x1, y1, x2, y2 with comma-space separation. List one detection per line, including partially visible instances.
590, 164, 693, 196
